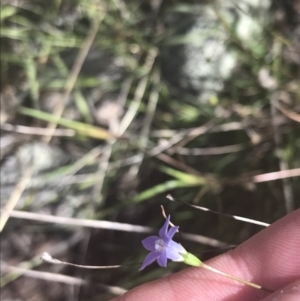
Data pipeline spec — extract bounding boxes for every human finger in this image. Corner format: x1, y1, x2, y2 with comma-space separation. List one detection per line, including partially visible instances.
112, 209, 300, 301
261, 279, 300, 301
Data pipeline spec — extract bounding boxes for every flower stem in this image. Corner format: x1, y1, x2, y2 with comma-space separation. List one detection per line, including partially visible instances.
200, 263, 274, 293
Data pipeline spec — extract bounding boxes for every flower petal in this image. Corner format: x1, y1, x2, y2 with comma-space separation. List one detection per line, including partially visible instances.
168, 240, 187, 254
141, 236, 160, 251
166, 240, 186, 262
139, 251, 160, 271
157, 250, 167, 267
159, 215, 170, 240
167, 225, 179, 241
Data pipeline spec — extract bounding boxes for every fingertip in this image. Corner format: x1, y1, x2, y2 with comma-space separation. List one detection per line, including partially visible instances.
261, 280, 300, 301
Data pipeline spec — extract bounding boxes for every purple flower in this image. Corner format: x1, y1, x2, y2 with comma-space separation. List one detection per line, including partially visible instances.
139, 215, 187, 271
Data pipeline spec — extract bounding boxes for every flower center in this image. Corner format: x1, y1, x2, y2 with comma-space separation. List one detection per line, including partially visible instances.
154, 238, 166, 252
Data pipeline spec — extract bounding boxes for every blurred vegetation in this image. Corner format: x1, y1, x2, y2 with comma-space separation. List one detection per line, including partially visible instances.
1, 0, 299, 300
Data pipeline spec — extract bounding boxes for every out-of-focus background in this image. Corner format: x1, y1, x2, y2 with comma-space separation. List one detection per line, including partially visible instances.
1, 0, 300, 300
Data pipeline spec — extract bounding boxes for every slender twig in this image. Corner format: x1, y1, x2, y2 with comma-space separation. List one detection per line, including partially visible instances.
253, 168, 300, 183
275, 102, 300, 123
173, 143, 245, 156
271, 97, 294, 213
117, 48, 158, 136
271, 39, 294, 213
2, 263, 85, 285
1, 123, 75, 137
0, 166, 34, 232
7, 210, 230, 248
167, 195, 270, 227
92, 140, 115, 204
43, 6, 106, 143
42, 252, 122, 269
8, 210, 152, 232
149, 121, 215, 157
150, 117, 287, 139
156, 153, 203, 176
135, 69, 160, 170
1, 263, 127, 295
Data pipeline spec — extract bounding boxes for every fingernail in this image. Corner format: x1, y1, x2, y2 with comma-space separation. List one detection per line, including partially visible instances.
262, 280, 300, 301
